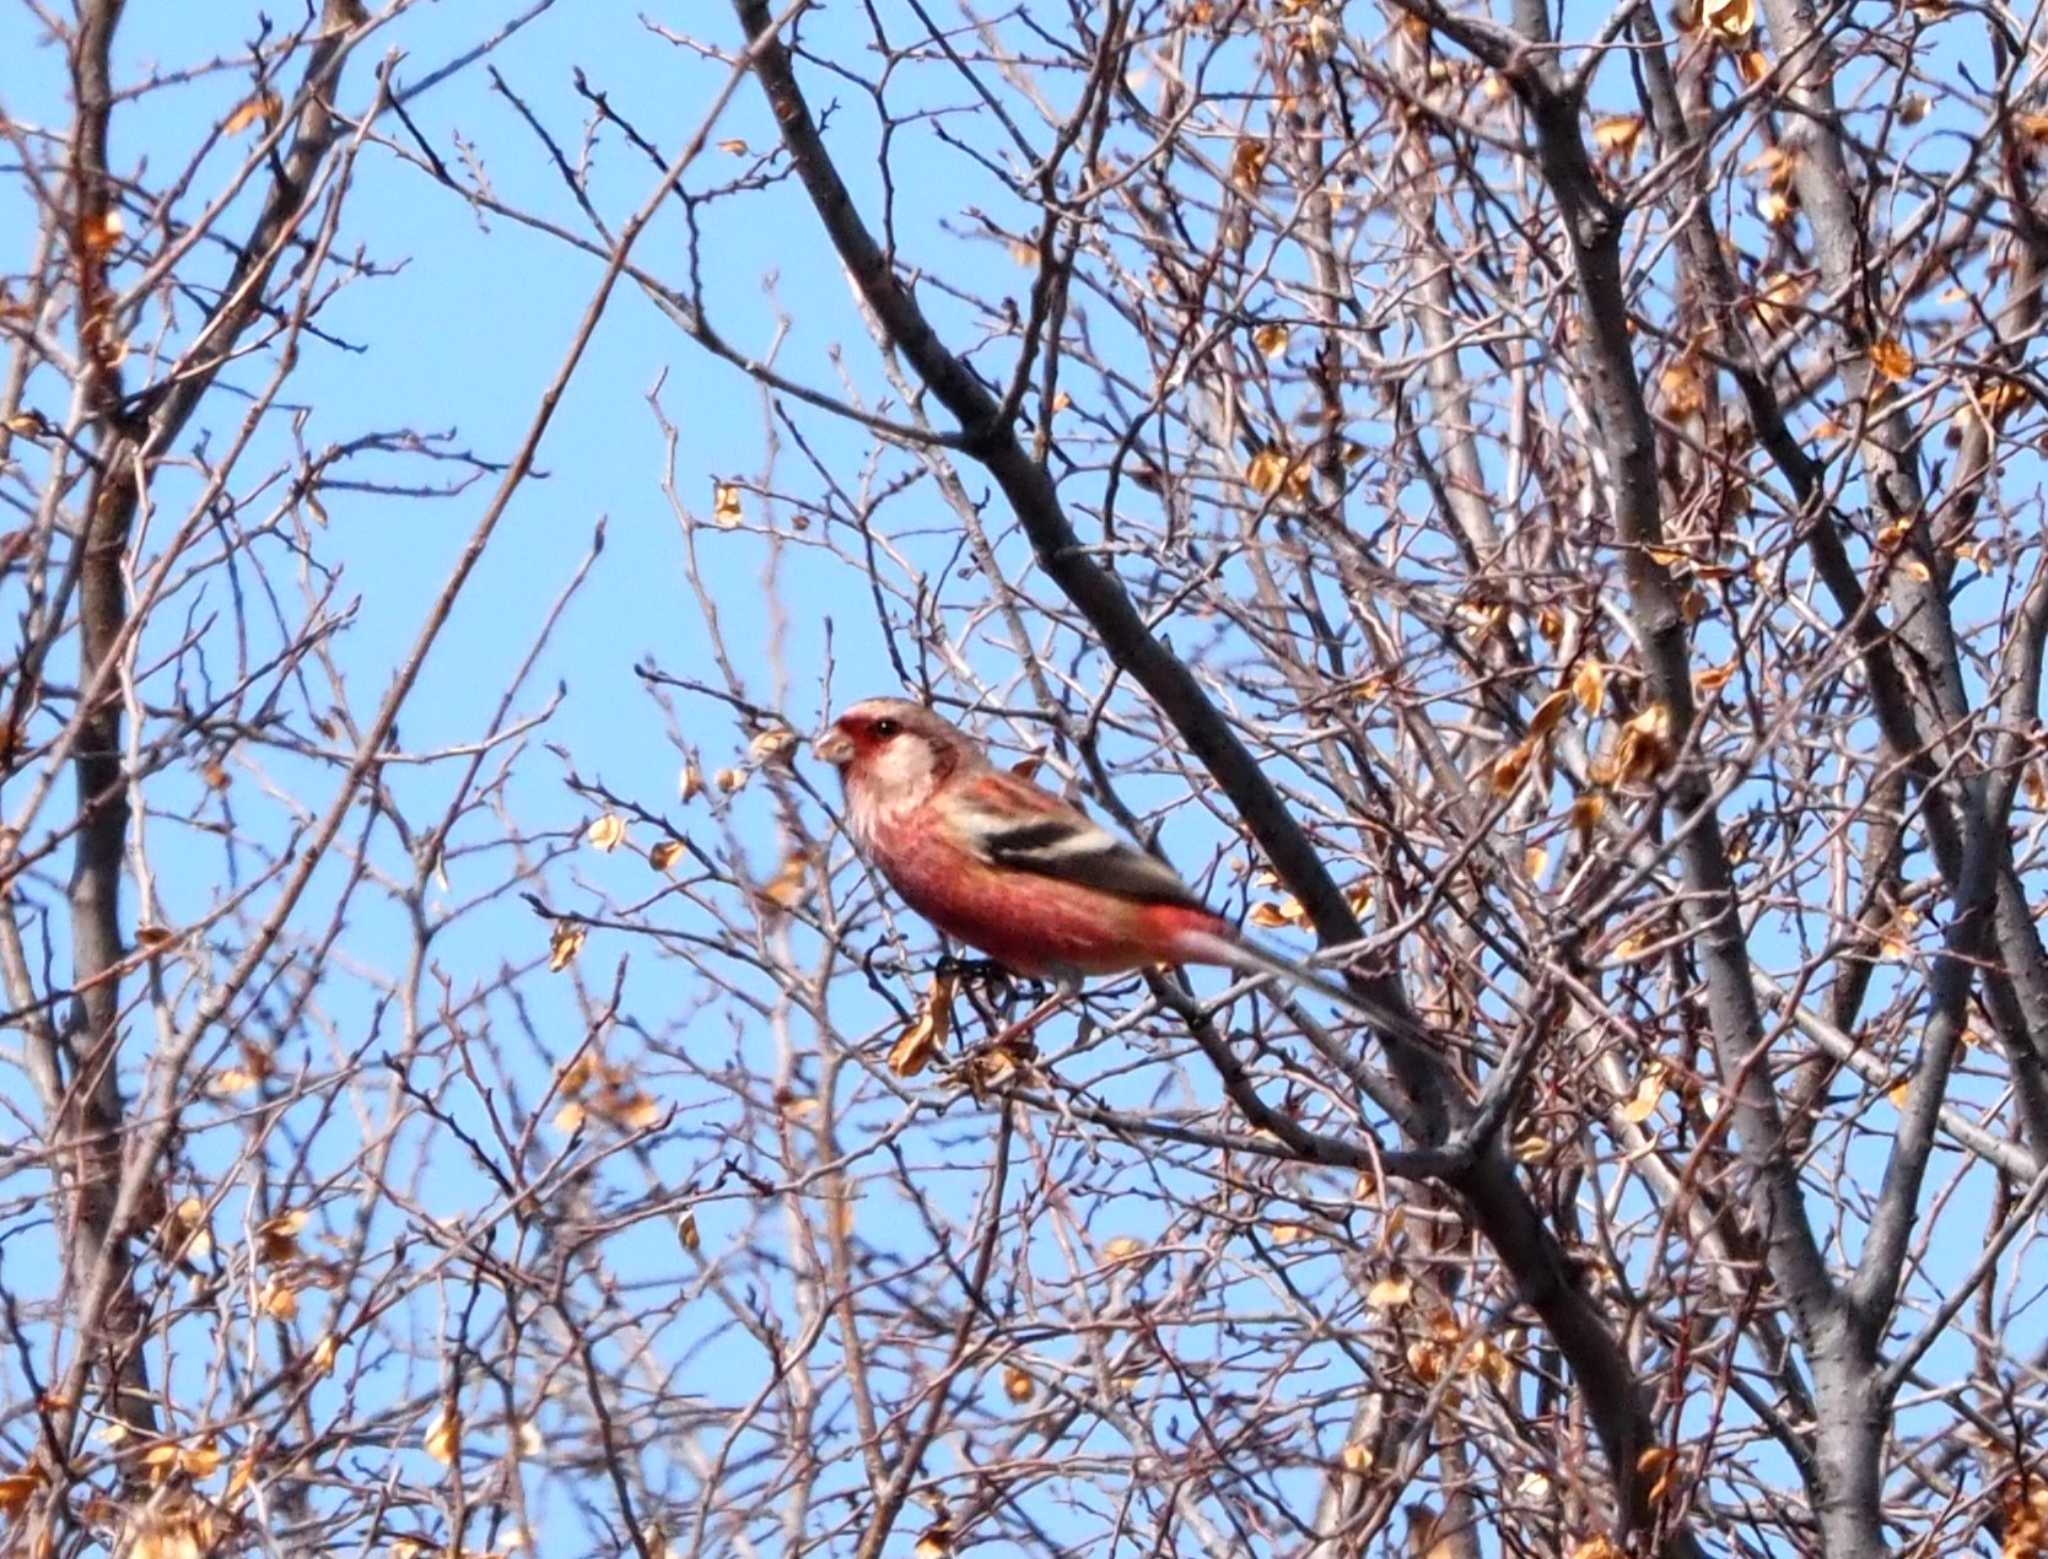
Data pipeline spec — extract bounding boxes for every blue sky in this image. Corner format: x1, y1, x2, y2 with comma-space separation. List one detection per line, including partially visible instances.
2, 0, 2041, 1552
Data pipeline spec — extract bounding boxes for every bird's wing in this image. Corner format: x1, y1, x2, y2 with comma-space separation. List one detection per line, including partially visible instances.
944, 768, 1210, 909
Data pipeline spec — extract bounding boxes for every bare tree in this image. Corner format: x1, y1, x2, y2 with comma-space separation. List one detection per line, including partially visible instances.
10, 0, 2048, 1554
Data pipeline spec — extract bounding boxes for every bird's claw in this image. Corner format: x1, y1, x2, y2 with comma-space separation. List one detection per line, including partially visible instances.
935, 955, 1018, 989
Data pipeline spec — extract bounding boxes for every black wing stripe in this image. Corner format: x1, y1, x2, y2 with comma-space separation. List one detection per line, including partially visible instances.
981, 819, 1086, 855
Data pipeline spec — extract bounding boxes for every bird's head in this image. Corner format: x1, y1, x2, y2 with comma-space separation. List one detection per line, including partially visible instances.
815, 699, 979, 823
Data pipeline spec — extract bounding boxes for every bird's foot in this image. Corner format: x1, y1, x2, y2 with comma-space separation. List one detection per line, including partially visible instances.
935, 956, 1040, 998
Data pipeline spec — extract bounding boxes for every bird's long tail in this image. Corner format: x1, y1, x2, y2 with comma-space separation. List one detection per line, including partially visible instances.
1175, 928, 1437, 1051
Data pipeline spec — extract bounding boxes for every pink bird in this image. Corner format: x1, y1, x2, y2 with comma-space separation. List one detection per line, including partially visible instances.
812, 697, 1420, 1039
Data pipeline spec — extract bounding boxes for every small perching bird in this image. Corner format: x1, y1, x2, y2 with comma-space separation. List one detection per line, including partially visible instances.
812, 696, 1428, 1040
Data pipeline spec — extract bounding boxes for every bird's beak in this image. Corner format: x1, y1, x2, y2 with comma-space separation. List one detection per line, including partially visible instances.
812, 726, 855, 767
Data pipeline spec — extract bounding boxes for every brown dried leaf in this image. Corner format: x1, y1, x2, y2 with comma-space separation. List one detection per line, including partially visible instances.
1619, 1063, 1667, 1124
1003, 1366, 1034, 1403
1490, 740, 1535, 796
257, 1208, 308, 1264
1703, 0, 1754, 37
889, 972, 956, 1078
758, 850, 812, 911
650, 839, 684, 873
676, 1209, 700, 1251
423, 1407, 461, 1466
1230, 137, 1269, 187
81, 207, 124, 255
1592, 115, 1645, 162
1660, 358, 1704, 417
547, 922, 585, 973
1570, 791, 1606, 848
1571, 659, 1607, 717
586, 813, 627, 853
1869, 337, 1914, 383
1245, 446, 1290, 495
223, 91, 283, 134
748, 726, 799, 768
1527, 688, 1574, 741
1366, 1274, 1413, 1309
1253, 323, 1290, 357
711, 483, 743, 528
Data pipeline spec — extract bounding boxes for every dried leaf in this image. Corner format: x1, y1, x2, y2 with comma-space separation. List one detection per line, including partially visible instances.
1572, 659, 1607, 717
1101, 1235, 1145, 1261
135, 925, 176, 951
259, 1276, 298, 1320
1734, 48, 1770, 84
676, 1210, 700, 1251
1253, 323, 1290, 357
1660, 358, 1704, 417
1752, 271, 1808, 330
1003, 1366, 1034, 1402
1341, 1441, 1375, 1473
889, 972, 956, 1078
1878, 905, 1919, 961
547, 922, 585, 973
81, 207, 124, 255
1523, 844, 1549, 879
678, 760, 703, 802
711, 483, 743, 528
748, 727, 798, 768
1694, 660, 1736, 694
423, 1407, 461, 1466
586, 813, 627, 853
1245, 446, 1290, 495
1230, 137, 1269, 187
1570, 791, 1606, 848
1615, 703, 1675, 784
1703, 0, 1754, 36
309, 1334, 339, 1378
1536, 605, 1565, 645
1247, 897, 1306, 928
758, 850, 812, 910
1269, 1221, 1311, 1245
717, 137, 749, 155
1758, 191, 1796, 227
1592, 115, 1645, 162
1869, 337, 1914, 384
613, 1091, 661, 1130
257, 1208, 308, 1264
1619, 1063, 1667, 1124
1366, 1274, 1413, 1309
1490, 740, 1535, 796
1527, 688, 1574, 741
650, 839, 684, 873
0, 1468, 42, 1519
223, 91, 283, 134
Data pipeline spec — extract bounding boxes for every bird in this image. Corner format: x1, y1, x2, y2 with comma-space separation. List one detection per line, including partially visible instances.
811, 696, 1428, 1043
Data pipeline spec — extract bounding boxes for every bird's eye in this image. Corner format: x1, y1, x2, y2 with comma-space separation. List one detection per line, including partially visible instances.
871, 718, 901, 738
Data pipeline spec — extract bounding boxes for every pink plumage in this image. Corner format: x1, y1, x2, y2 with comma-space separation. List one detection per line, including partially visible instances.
813, 698, 1234, 983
